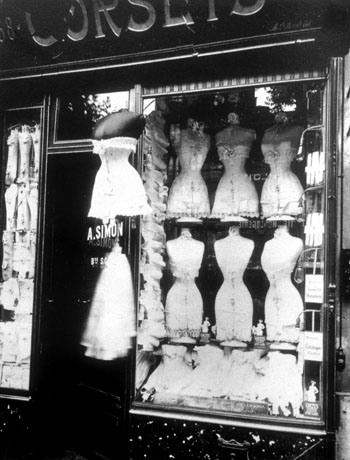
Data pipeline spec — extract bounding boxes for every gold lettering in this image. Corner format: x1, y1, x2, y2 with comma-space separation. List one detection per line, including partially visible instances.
127, 0, 156, 32
231, 0, 265, 16
67, 0, 89, 42
163, 0, 194, 28
25, 12, 57, 47
92, 0, 121, 39
207, 0, 218, 22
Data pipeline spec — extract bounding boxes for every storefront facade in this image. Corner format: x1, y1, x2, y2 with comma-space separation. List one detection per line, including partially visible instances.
0, 1, 349, 459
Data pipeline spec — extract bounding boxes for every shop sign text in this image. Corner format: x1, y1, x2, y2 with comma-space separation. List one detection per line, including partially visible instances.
0, 0, 265, 47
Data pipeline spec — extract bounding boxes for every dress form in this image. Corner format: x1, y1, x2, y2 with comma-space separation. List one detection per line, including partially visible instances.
88, 137, 151, 221
165, 228, 204, 342
214, 226, 254, 343
261, 224, 303, 344
166, 119, 210, 219
212, 113, 259, 218
261, 112, 304, 219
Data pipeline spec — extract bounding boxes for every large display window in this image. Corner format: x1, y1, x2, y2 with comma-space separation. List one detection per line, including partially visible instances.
134, 80, 328, 424
0, 106, 42, 392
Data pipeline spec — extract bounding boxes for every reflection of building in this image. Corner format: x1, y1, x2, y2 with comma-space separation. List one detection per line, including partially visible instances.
0, 1, 349, 459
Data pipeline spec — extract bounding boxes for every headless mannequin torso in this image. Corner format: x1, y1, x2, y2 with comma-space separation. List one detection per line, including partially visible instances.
214, 226, 254, 343
261, 112, 304, 219
212, 113, 259, 218
165, 228, 204, 342
261, 224, 303, 343
166, 119, 210, 219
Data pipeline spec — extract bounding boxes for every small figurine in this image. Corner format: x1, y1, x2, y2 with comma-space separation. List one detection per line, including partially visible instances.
306, 380, 319, 402
201, 317, 211, 334
252, 319, 265, 337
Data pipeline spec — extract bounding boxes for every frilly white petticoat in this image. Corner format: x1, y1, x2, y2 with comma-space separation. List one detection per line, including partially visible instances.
81, 243, 136, 360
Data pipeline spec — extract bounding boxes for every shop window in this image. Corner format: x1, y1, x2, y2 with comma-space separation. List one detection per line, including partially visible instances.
0, 106, 42, 391
135, 81, 327, 423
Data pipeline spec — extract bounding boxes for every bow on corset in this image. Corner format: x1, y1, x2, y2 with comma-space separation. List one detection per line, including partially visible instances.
266, 150, 279, 161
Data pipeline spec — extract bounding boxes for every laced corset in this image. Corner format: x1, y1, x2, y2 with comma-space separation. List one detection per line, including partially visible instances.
261, 233, 302, 277
167, 234, 203, 281
211, 127, 258, 219
166, 128, 210, 218
171, 263, 199, 282
216, 126, 253, 173
176, 129, 209, 173
95, 139, 136, 187
261, 233, 303, 342
165, 239, 204, 340
261, 129, 304, 218
214, 234, 254, 342
262, 142, 297, 170
218, 145, 250, 170
218, 244, 252, 283
88, 137, 151, 219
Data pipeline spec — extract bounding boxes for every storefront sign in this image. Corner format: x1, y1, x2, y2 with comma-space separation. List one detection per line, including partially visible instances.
304, 331, 323, 362
23, 0, 266, 48
305, 274, 324, 304
0, 0, 327, 77
86, 220, 122, 248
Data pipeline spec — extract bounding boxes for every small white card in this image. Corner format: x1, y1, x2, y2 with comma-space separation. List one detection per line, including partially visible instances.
305, 274, 324, 304
304, 331, 323, 362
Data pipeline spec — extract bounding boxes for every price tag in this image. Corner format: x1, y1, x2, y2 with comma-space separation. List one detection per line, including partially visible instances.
304, 331, 323, 361
305, 274, 324, 303
303, 401, 321, 418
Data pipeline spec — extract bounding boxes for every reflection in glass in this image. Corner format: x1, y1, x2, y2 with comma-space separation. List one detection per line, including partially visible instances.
57, 91, 129, 141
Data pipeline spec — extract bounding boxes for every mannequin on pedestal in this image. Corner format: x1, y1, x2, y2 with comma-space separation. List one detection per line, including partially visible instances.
261, 224, 303, 344
214, 225, 254, 344
261, 112, 304, 219
165, 227, 204, 342
82, 110, 147, 359
212, 112, 258, 219
166, 119, 210, 219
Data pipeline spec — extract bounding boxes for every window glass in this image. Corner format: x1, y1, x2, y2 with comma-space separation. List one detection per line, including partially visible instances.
136, 82, 326, 421
56, 91, 129, 141
0, 107, 42, 391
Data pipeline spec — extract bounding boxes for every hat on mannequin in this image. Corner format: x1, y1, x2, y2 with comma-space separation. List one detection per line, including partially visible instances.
93, 109, 146, 140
